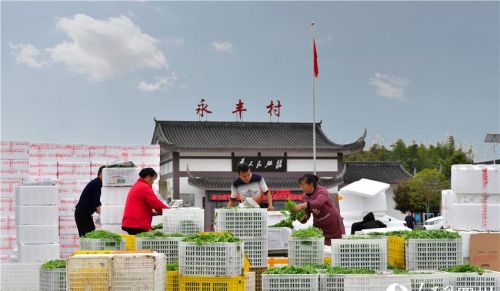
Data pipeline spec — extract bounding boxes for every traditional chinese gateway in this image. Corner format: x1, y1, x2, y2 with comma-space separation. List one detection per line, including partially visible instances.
151, 120, 366, 230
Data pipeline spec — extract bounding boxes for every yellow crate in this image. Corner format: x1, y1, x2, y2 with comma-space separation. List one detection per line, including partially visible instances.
324, 256, 332, 264
71, 250, 114, 255
249, 267, 267, 291
388, 235, 406, 269
120, 234, 136, 250
166, 271, 179, 291
244, 255, 251, 272
179, 275, 245, 291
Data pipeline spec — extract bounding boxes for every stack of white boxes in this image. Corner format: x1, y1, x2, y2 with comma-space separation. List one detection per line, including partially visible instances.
16, 185, 60, 262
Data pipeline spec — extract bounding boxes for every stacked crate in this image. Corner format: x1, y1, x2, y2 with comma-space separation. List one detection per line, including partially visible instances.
262, 274, 319, 291
16, 185, 60, 262
136, 235, 183, 264
288, 236, 324, 266
331, 237, 387, 271
163, 207, 204, 235
112, 252, 166, 291
215, 208, 268, 268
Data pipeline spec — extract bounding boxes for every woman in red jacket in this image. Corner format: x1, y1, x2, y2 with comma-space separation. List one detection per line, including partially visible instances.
122, 168, 168, 235
292, 173, 345, 245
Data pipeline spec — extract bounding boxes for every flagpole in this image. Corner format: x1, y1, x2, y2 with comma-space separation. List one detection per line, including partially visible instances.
310, 22, 317, 175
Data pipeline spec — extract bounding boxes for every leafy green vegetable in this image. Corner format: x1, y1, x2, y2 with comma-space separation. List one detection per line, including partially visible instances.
325, 266, 376, 275
441, 264, 484, 274
270, 219, 294, 228
152, 223, 163, 230
285, 199, 305, 222
292, 227, 323, 238
42, 259, 66, 269
167, 263, 179, 271
83, 230, 122, 244
343, 235, 383, 240
380, 230, 460, 240
182, 232, 241, 245
264, 265, 318, 274
136, 230, 184, 238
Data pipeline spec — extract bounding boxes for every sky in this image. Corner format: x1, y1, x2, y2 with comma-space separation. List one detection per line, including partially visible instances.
1, 1, 499, 162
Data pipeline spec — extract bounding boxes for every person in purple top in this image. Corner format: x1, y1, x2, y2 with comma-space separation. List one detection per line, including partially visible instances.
292, 173, 346, 245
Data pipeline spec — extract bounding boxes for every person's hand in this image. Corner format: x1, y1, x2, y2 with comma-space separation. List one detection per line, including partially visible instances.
293, 203, 306, 213
267, 205, 275, 211
152, 209, 161, 216
312, 208, 320, 215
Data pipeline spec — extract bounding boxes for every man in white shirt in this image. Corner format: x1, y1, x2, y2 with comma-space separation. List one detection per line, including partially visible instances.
227, 162, 274, 210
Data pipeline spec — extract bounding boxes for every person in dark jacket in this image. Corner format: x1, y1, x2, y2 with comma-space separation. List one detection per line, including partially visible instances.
404, 211, 416, 230
75, 166, 105, 237
350, 212, 387, 234
292, 174, 345, 245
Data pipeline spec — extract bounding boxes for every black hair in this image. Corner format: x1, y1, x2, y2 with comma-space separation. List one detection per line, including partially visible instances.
97, 166, 106, 177
299, 173, 319, 187
236, 162, 250, 174
139, 168, 157, 178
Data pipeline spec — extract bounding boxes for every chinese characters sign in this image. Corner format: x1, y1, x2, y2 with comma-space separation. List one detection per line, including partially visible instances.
232, 99, 247, 121
195, 98, 212, 121
266, 99, 282, 121
232, 156, 287, 172
209, 190, 302, 201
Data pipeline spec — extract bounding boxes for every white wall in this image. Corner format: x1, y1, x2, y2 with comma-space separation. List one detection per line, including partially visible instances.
179, 159, 231, 172
179, 177, 205, 208
160, 161, 172, 174
287, 152, 337, 157
386, 185, 405, 220
287, 159, 338, 172
180, 152, 231, 157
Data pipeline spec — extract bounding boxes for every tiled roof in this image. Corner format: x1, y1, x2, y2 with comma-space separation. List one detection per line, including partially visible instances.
152, 120, 366, 153
343, 161, 412, 184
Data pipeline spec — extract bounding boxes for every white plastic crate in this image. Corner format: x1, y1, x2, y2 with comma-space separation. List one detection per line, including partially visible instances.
331, 238, 387, 271
17, 224, 59, 244
1, 159, 29, 179
242, 237, 268, 267
345, 274, 411, 291
262, 274, 319, 291
0, 262, 41, 291
102, 167, 140, 187
246, 271, 256, 291
447, 271, 500, 289
319, 273, 345, 291
163, 208, 204, 235
451, 164, 500, 194
39, 267, 66, 291
215, 208, 268, 238
18, 243, 60, 263
16, 205, 58, 225
406, 239, 463, 271
179, 241, 244, 276
409, 272, 449, 291
16, 185, 58, 206
57, 162, 91, 180
67, 254, 113, 290
100, 205, 125, 224
267, 227, 291, 250
112, 253, 166, 291
135, 237, 182, 264
101, 186, 130, 205
1, 141, 29, 160
289, 237, 324, 266
80, 238, 125, 250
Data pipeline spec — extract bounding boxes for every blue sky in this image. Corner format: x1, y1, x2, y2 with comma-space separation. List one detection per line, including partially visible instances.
2, 1, 499, 162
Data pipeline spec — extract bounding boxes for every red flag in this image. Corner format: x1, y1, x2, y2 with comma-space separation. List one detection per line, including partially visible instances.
313, 38, 319, 78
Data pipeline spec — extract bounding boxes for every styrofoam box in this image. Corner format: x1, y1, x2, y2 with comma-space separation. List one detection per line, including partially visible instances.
101, 205, 125, 224
441, 190, 455, 229
16, 205, 58, 225
0, 198, 15, 214
450, 203, 500, 231
18, 243, 60, 262
1, 141, 30, 160
102, 167, 140, 187
101, 186, 130, 205
451, 164, 500, 194
1, 217, 16, 236
58, 162, 91, 180
454, 193, 500, 204
128, 145, 160, 163
56, 144, 90, 162
100, 223, 127, 234
56, 179, 90, 198
29, 143, 58, 162
89, 145, 129, 162
16, 185, 58, 206
267, 227, 292, 250
0, 235, 16, 252
456, 230, 479, 259
0, 263, 41, 291
1, 159, 29, 179
59, 216, 79, 235
28, 162, 58, 179
60, 234, 80, 250
59, 197, 79, 216
17, 225, 59, 244
1, 178, 22, 198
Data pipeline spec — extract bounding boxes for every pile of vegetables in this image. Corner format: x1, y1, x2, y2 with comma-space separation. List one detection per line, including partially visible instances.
182, 232, 241, 245
152, 223, 163, 230
369, 230, 460, 240
325, 266, 376, 275
83, 230, 122, 244
42, 259, 66, 269
136, 230, 184, 238
292, 227, 323, 238
264, 265, 318, 274
270, 219, 294, 228
441, 264, 484, 274
269, 199, 305, 228
167, 263, 179, 271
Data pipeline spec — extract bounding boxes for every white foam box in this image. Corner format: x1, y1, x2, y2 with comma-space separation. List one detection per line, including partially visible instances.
89, 145, 129, 162
56, 179, 90, 198
101, 186, 130, 205
454, 193, 500, 204
128, 145, 160, 163
451, 203, 500, 231
0, 198, 15, 215
58, 162, 91, 180
90, 160, 108, 176
18, 243, 60, 262
0, 235, 16, 252
0, 159, 29, 179
59, 216, 79, 235
441, 190, 456, 229
0, 217, 16, 236
28, 143, 59, 162
100, 223, 127, 234
59, 197, 79, 216
267, 227, 292, 250
451, 164, 500, 194
455, 230, 480, 260
102, 167, 140, 187
1, 178, 22, 198
1, 141, 29, 160
28, 162, 58, 179
17, 224, 59, 244
0, 262, 41, 290
60, 234, 81, 251
100, 205, 125, 224
15, 185, 58, 206
57, 144, 90, 162
16, 205, 58, 225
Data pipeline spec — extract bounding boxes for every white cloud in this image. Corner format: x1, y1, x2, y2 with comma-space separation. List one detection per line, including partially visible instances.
10, 43, 47, 68
48, 14, 166, 81
369, 72, 411, 101
164, 37, 184, 48
137, 72, 179, 92
210, 41, 233, 53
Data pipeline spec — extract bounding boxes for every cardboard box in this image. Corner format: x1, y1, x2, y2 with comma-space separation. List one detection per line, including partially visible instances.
470, 233, 500, 271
